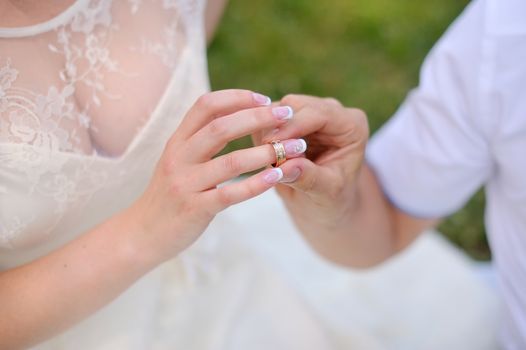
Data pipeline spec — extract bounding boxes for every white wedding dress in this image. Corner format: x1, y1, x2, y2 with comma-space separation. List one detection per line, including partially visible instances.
0, 1, 499, 349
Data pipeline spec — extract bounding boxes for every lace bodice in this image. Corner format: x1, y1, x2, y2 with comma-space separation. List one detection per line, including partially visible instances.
0, 0, 202, 157
0, 0, 209, 262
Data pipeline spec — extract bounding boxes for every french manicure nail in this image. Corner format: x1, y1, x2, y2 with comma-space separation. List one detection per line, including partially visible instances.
263, 168, 283, 184
272, 106, 294, 120
284, 139, 307, 156
252, 92, 272, 106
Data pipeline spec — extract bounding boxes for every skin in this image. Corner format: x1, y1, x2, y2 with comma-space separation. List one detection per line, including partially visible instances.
255, 94, 439, 268
205, 0, 229, 43
0, 1, 82, 28
0, 87, 308, 349
0, 2, 305, 347
0, 1, 427, 347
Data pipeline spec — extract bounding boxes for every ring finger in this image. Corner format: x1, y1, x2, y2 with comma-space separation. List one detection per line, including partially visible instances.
194, 138, 307, 190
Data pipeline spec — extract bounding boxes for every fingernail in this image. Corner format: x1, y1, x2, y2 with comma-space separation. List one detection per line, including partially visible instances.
283, 138, 307, 157
281, 167, 302, 183
272, 106, 294, 120
252, 92, 272, 106
263, 168, 283, 184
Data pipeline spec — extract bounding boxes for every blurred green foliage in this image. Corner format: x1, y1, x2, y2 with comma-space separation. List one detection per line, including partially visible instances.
208, 0, 490, 260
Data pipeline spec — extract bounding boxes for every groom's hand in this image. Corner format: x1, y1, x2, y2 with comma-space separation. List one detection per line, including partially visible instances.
254, 95, 437, 268
254, 94, 369, 232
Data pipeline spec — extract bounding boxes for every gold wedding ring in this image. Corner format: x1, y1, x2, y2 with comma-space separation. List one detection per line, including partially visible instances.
270, 140, 286, 167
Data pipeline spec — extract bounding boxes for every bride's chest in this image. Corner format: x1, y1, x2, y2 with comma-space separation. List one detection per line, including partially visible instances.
1, 0, 194, 157
64, 5, 188, 157
0, 0, 209, 264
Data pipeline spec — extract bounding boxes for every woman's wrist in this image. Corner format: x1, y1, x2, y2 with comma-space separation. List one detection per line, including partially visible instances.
109, 204, 166, 275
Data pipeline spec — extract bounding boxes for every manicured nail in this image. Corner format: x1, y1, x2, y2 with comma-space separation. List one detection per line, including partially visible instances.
272, 106, 294, 120
283, 139, 307, 157
281, 167, 302, 183
263, 168, 283, 184
252, 92, 272, 106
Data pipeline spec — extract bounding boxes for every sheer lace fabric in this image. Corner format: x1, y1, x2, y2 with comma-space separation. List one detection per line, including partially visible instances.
0, 0, 208, 253
1, 0, 197, 157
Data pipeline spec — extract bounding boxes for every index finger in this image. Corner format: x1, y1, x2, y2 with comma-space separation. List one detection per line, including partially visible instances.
262, 96, 365, 144
176, 89, 272, 140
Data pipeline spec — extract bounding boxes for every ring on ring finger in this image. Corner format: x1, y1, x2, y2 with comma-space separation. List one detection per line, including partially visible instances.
270, 140, 286, 167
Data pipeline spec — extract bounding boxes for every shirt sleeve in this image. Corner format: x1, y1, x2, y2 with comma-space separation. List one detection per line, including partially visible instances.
366, 0, 493, 219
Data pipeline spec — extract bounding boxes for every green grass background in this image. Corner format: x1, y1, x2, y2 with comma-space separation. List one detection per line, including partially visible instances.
207, 0, 490, 260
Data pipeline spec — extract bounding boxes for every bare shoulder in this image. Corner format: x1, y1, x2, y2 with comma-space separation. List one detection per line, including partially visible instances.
204, 0, 229, 43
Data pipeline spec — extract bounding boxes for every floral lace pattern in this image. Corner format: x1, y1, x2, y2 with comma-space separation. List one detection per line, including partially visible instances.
5, 85, 76, 152
0, 0, 197, 155
131, 20, 186, 69
0, 0, 205, 251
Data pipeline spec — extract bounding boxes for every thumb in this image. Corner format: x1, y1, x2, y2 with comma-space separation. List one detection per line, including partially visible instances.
278, 158, 339, 201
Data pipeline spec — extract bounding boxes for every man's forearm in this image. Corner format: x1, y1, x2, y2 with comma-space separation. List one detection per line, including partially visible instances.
295, 163, 437, 268
292, 164, 401, 268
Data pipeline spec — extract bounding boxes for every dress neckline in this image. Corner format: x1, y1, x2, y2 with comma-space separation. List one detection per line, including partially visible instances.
0, 0, 90, 38
0, 45, 192, 164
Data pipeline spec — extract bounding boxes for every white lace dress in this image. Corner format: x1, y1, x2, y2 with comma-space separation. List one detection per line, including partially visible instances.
0, 1, 499, 349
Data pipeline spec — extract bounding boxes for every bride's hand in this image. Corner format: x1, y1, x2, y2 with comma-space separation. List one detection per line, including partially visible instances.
254, 94, 369, 234
126, 90, 306, 264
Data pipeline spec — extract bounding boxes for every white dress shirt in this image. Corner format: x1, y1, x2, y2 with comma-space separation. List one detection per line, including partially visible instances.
367, 0, 526, 348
